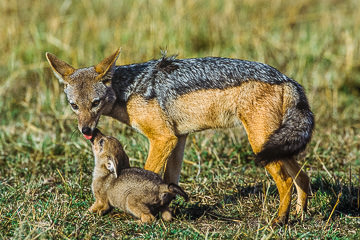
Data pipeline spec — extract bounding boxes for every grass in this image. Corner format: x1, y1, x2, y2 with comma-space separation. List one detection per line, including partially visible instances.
0, 0, 360, 238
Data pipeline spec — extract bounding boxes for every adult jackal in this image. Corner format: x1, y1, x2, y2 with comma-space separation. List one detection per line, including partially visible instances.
46, 49, 314, 224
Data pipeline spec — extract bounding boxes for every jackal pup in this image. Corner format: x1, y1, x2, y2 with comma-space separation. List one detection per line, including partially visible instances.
89, 129, 188, 223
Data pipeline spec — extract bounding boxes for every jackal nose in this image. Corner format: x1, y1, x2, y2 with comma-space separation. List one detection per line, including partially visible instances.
82, 127, 92, 135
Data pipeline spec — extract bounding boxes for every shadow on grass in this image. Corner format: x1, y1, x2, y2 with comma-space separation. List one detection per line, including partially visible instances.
174, 183, 274, 222
176, 178, 360, 222
311, 176, 360, 218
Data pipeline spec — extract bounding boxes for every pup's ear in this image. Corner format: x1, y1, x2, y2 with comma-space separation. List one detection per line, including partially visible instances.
45, 52, 75, 84
94, 48, 121, 85
106, 157, 120, 178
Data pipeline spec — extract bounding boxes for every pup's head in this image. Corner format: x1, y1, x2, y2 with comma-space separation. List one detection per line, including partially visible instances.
45, 49, 121, 140
90, 128, 130, 178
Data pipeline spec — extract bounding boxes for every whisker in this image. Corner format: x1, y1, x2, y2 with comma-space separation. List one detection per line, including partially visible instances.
70, 128, 80, 140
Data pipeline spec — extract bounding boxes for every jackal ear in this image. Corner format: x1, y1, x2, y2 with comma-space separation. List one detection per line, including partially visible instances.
106, 157, 120, 178
45, 52, 75, 84
95, 48, 121, 83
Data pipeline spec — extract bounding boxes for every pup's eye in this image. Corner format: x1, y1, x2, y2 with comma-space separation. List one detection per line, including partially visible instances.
92, 99, 100, 108
70, 103, 78, 110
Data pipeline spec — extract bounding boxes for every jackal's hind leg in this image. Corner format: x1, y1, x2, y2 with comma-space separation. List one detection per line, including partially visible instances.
283, 158, 310, 220
265, 161, 293, 225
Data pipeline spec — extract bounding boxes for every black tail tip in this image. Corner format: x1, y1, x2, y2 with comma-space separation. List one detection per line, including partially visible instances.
255, 142, 308, 166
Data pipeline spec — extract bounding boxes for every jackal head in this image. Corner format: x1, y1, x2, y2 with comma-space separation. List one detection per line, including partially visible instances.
46, 49, 120, 140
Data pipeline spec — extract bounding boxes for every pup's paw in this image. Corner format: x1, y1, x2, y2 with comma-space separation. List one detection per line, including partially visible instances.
140, 213, 155, 223
161, 209, 173, 222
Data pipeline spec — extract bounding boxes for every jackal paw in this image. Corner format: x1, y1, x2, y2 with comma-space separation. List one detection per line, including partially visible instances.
271, 216, 288, 226
293, 210, 305, 222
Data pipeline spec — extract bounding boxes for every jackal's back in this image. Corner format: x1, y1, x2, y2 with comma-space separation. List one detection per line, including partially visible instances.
112, 57, 292, 105
111, 56, 314, 163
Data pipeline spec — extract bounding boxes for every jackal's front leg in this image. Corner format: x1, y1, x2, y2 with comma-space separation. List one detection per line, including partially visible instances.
164, 135, 187, 184
127, 96, 179, 175
144, 136, 178, 174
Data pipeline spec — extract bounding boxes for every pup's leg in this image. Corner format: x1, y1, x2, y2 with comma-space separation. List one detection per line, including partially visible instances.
283, 158, 310, 219
89, 199, 112, 216
139, 212, 155, 223
265, 161, 293, 225
89, 199, 103, 213
127, 197, 155, 223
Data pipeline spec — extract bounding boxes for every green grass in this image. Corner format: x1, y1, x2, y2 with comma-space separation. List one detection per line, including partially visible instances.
1, 0, 360, 239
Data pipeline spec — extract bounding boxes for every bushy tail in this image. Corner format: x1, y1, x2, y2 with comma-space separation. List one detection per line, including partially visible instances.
159, 183, 189, 202
256, 83, 315, 165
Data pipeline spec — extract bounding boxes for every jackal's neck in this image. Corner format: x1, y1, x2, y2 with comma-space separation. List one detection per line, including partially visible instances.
105, 100, 130, 125
111, 61, 154, 103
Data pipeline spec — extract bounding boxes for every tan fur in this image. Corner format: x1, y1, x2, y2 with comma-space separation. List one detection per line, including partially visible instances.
265, 161, 293, 224
89, 129, 188, 223
166, 82, 285, 151
46, 53, 75, 81
166, 87, 241, 134
126, 95, 178, 174
237, 82, 285, 153
94, 49, 121, 79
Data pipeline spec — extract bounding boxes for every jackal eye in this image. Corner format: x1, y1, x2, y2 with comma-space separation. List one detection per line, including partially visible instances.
92, 99, 100, 108
70, 103, 78, 110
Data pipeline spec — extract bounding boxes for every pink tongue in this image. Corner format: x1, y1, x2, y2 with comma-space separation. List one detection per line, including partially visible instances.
83, 134, 92, 140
